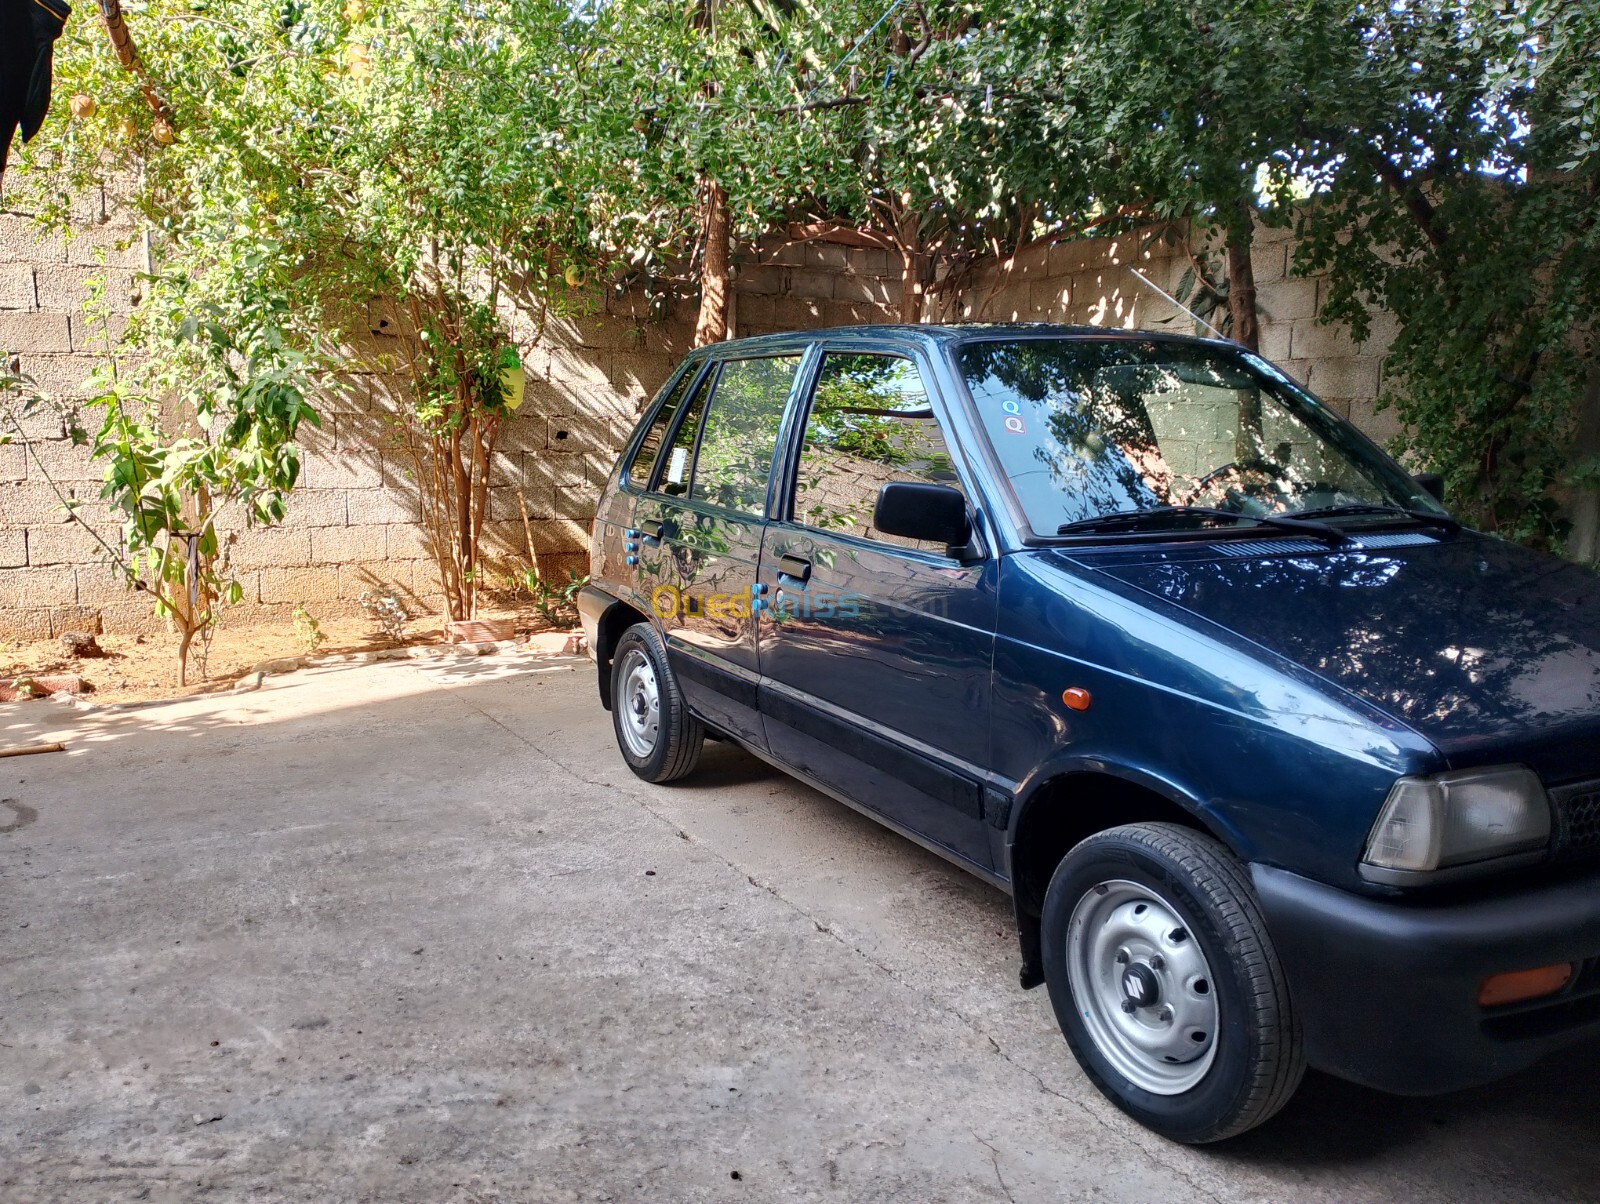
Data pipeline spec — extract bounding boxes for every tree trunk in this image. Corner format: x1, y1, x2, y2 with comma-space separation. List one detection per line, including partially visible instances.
898, 244, 924, 324
1225, 203, 1260, 353
694, 180, 730, 347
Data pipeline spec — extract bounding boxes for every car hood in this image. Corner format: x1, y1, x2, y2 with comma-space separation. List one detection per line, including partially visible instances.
1076, 531, 1600, 780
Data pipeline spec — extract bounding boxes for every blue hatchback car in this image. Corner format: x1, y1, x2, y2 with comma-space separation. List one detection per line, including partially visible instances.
579, 325, 1600, 1142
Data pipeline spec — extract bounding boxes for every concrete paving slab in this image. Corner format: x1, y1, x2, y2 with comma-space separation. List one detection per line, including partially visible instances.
1, 656, 1598, 1202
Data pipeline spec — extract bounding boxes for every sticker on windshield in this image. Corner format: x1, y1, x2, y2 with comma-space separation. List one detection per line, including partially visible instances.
666, 446, 689, 484
1001, 399, 1026, 434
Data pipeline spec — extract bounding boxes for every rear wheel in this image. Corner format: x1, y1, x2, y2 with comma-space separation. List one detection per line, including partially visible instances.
610, 624, 703, 783
1040, 822, 1304, 1143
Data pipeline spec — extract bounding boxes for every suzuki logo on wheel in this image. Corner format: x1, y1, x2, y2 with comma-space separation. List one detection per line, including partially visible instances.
1123, 970, 1152, 1005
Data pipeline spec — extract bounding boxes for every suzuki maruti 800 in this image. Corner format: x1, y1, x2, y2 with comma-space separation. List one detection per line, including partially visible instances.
578, 325, 1600, 1142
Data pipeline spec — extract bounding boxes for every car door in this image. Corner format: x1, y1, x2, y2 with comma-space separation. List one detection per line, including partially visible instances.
756, 348, 999, 869
631, 350, 807, 748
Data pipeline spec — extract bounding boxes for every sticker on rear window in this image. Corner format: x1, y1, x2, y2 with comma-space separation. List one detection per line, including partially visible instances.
666, 446, 689, 484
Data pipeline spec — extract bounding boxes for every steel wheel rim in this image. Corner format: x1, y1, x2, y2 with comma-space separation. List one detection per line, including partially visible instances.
1066, 879, 1219, 1095
616, 647, 661, 758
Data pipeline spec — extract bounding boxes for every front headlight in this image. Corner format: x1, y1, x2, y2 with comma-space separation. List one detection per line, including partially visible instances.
1361, 765, 1551, 883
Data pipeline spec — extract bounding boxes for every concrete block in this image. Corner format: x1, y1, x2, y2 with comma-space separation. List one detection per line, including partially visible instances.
736, 264, 785, 296
25, 438, 99, 484
1258, 323, 1292, 363
26, 521, 109, 566
759, 238, 806, 267
1250, 241, 1288, 285
284, 489, 347, 527
74, 562, 138, 607
805, 243, 851, 271
345, 488, 421, 525
0, 565, 76, 608
0, 443, 25, 481
1289, 318, 1361, 360
548, 347, 611, 389
1349, 396, 1405, 445
33, 264, 135, 313
1256, 277, 1318, 323
609, 351, 674, 398
1029, 280, 1071, 316
259, 565, 342, 605
546, 409, 613, 456
772, 297, 825, 330
0, 263, 35, 309
66, 223, 145, 269
342, 560, 428, 603
1278, 359, 1312, 386
835, 275, 895, 306
68, 310, 128, 353
0, 214, 67, 265
0, 608, 51, 640
737, 293, 776, 331
385, 524, 432, 561
233, 528, 312, 569
48, 605, 103, 637
299, 449, 384, 491
333, 412, 393, 457
0, 529, 25, 567
14, 353, 105, 401
310, 524, 389, 564
788, 269, 836, 301
0, 311, 71, 353
1309, 357, 1382, 401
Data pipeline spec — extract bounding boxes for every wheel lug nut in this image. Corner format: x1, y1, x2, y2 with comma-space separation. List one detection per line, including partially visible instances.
1149, 955, 1165, 971
1114, 948, 1129, 965
1120, 998, 1137, 1014
1158, 1006, 1173, 1022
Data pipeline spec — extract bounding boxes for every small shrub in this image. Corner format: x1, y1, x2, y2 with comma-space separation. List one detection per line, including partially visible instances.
520, 569, 588, 627
292, 604, 326, 654
359, 589, 409, 643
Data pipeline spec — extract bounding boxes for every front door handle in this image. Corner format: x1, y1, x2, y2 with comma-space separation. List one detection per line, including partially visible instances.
776, 554, 812, 586
640, 519, 666, 544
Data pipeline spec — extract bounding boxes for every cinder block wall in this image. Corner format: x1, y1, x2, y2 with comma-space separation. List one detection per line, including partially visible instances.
1, 204, 1393, 640
953, 223, 1402, 443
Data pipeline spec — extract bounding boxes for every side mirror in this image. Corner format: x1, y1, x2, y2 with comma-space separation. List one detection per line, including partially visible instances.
874, 482, 972, 551
1414, 472, 1445, 503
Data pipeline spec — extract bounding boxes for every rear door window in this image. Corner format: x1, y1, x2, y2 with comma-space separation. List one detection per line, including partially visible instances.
626, 366, 701, 487
687, 355, 803, 515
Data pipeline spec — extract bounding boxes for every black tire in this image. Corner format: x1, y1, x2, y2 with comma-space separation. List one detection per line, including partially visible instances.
1040, 822, 1304, 1143
610, 623, 704, 783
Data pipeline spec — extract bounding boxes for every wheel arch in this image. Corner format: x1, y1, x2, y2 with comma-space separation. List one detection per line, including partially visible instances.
1006, 766, 1241, 989
593, 599, 653, 710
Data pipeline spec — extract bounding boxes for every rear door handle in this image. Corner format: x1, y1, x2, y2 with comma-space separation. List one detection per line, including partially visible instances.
640, 519, 666, 544
776, 554, 812, 586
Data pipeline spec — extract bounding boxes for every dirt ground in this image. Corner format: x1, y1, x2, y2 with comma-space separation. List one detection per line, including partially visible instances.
0, 603, 574, 706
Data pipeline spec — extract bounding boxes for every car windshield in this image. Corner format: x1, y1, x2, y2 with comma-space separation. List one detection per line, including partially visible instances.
957, 337, 1446, 536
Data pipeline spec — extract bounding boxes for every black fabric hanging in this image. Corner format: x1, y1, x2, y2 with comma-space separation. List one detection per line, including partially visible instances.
1, 0, 73, 189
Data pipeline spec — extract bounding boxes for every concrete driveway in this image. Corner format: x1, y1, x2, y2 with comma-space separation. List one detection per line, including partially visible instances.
3, 652, 1598, 1203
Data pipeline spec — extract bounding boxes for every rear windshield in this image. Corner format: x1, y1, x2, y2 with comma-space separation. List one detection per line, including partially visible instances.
956, 338, 1440, 535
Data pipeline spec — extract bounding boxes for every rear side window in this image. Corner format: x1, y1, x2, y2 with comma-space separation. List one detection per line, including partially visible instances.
791, 352, 962, 553
625, 366, 700, 486
688, 355, 803, 515
656, 372, 713, 496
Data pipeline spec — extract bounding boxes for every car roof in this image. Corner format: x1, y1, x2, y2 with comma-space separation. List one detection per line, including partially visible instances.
687, 323, 1242, 360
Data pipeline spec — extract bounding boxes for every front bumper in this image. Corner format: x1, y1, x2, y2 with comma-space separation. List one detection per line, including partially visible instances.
1253, 863, 1600, 1095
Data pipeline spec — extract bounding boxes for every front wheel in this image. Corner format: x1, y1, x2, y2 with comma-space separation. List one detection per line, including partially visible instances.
610, 623, 703, 783
1040, 822, 1304, 1143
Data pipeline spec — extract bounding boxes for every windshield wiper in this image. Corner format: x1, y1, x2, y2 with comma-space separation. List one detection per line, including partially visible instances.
1055, 505, 1349, 545
1286, 503, 1461, 534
